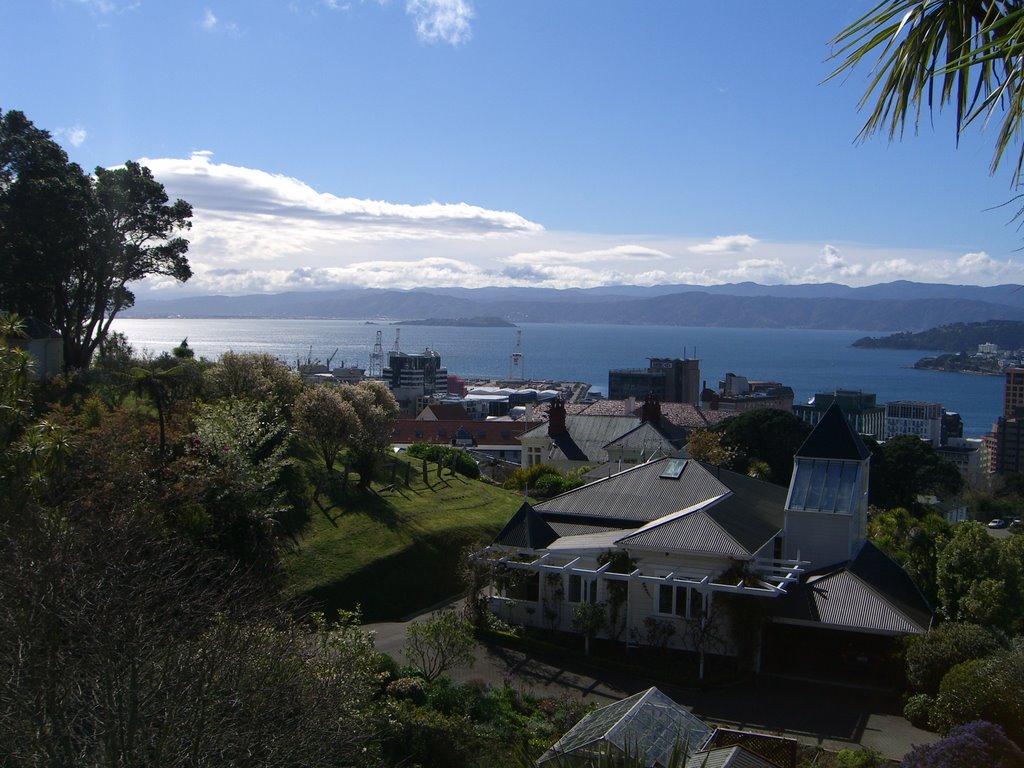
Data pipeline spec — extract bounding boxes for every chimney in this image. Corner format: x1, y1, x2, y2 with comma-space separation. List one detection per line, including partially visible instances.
548, 398, 568, 436
641, 393, 661, 425
625, 395, 636, 416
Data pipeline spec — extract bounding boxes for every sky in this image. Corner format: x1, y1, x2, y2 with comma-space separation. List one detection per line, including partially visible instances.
5, 0, 1024, 297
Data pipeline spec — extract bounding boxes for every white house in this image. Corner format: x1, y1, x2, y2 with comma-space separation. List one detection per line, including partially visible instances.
481, 403, 931, 670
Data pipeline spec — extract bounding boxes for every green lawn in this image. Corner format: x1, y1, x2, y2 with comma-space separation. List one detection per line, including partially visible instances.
281, 455, 520, 622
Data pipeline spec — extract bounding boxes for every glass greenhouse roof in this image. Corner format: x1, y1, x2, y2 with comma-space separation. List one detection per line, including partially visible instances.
538, 688, 712, 768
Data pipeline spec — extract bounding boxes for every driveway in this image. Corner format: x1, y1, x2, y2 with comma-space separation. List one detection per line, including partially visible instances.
366, 610, 939, 762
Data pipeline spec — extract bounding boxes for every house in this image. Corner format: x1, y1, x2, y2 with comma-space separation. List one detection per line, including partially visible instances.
5, 317, 62, 379
482, 403, 931, 675
519, 395, 691, 471
391, 418, 541, 465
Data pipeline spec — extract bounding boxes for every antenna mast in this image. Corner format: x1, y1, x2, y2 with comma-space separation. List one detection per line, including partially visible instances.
509, 330, 524, 380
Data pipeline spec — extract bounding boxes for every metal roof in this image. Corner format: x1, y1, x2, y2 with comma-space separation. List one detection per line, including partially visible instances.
493, 503, 558, 549
795, 402, 871, 461
535, 459, 731, 524
772, 542, 932, 635
617, 507, 750, 558
685, 747, 780, 768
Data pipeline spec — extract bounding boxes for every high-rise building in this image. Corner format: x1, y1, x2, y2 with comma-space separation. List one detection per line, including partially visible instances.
884, 400, 943, 445
608, 357, 700, 404
793, 390, 885, 441
1004, 367, 1024, 419
382, 348, 448, 413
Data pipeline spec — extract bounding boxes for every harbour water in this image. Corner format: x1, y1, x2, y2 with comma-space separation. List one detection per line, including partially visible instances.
111, 318, 1004, 437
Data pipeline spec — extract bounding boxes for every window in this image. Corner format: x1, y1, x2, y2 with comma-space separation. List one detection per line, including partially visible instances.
657, 584, 703, 619
506, 572, 539, 602
568, 574, 598, 603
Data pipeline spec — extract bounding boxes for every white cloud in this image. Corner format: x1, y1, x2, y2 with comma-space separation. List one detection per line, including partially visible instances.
324, 0, 352, 9
717, 258, 791, 284
505, 244, 672, 266
687, 234, 758, 255
55, 124, 87, 147
201, 8, 218, 29
406, 0, 473, 45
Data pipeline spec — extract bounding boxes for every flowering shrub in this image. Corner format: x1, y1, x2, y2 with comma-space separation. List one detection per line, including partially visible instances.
900, 721, 1024, 768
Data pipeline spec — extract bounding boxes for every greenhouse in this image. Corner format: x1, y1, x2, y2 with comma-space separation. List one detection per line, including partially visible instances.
536, 687, 712, 768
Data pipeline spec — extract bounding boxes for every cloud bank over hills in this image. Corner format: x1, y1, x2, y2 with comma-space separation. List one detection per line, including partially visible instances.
137, 153, 1022, 298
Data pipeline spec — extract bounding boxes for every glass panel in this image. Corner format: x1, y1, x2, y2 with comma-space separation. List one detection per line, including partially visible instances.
588, 579, 598, 604
688, 589, 704, 619
658, 584, 673, 614
569, 574, 582, 603
836, 463, 859, 514
789, 460, 811, 508
820, 461, 843, 512
526, 573, 539, 602
804, 461, 828, 510
674, 586, 687, 617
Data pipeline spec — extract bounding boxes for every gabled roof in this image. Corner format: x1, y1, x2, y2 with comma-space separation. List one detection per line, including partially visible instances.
417, 403, 471, 420
685, 746, 780, 768
521, 414, 643, 464
493, 502, 559, 550
538, 687, 711, 767
603, 421, 682, 457
772, 541, 932, 635
795, 402, 871, 461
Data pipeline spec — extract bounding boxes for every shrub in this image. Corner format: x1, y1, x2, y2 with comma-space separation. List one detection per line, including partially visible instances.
900, 721, 1024, 768
903, 694, 934, 730
834, 747, 887, 768
905, 622, 999, 695
932, 643, 1024, 743
386, 676, 428, 705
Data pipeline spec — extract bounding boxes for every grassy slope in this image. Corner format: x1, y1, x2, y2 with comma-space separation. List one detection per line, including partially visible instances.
282, 456, 520, 622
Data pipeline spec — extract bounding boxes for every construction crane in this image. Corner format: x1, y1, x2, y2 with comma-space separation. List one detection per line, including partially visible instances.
369, 331, 384, 378
509, 330, 524, 380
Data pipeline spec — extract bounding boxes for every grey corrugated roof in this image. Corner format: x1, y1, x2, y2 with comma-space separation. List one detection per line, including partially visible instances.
795, 402, 871, 461
493, 503, 559, 549
686, 746, 779, 768
603, 421, 681, 454
772, 542, 931, 635
535, 459, 730, 524
617, 507, 750, 558
702, 469, 787, 555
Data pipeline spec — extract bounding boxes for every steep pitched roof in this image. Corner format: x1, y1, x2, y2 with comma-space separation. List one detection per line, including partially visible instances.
493, 502, 559, 549
794, 402, 871, 461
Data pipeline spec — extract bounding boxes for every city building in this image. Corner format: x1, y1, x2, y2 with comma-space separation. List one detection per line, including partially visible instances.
608, 357, 700, 404
884, 400, 944, 445
989, 367, 1024, 478
1004, 367, 1024, 418
700, 373, 794, 413
793, 390, 885, 440
382, 347, 448, 414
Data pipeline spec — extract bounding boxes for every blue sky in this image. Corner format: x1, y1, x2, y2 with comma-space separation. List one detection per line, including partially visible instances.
5, 1, 1024, 295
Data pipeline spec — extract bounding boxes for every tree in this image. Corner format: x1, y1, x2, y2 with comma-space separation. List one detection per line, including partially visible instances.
935, 522, 1022, 629
0, 110, 193, 370
338, 380, 400, 489
721, 408, 810, 484
294, 385, 358, 472
685, 428, 737, 467
931, 643, 1024, 743
830, 2, 1024, 187
403, 610, 476, 682
204, 351, 303, 412
571, 600, 607, 656
868, 435, 963, 511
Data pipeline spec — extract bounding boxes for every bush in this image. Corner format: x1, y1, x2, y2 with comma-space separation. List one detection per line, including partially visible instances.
834, 747, 887, 768
904, 694, 934, 730
905, 622, 999, 695
386, 676, 428, 706
900, 721, 1024, 768
932, 643, 1024, 743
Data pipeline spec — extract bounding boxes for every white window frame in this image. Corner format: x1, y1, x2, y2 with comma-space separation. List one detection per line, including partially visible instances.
656, 584, 703, 619
567, 574, 598, 604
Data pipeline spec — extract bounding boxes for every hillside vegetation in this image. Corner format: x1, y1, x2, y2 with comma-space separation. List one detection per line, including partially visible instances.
853, 320, 1024, 351
282, 455, 520, 621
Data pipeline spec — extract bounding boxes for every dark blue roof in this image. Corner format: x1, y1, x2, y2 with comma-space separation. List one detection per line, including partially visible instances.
795, 402, 870, 461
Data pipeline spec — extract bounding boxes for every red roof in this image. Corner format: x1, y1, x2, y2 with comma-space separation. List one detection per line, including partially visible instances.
391, 419, 542, 447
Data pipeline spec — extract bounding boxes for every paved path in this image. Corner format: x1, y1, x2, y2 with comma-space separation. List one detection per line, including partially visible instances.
368, 610, 939, 762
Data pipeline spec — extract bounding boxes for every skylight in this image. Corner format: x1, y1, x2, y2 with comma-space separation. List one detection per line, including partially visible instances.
659, 459, 687, 479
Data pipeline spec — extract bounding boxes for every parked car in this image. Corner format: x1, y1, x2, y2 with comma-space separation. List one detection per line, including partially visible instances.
988, 518, 1009, 529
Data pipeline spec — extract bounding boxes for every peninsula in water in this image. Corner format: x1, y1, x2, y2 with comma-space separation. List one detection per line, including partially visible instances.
852, 320, 1024, 351
394, 317, 516, 328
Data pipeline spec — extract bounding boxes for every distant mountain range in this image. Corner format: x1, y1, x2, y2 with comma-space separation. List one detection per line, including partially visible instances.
853, 319, 1024, 351
124, 281, 1024, 332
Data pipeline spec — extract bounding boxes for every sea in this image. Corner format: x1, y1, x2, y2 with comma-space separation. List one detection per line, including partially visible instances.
110, 318, 1004, 438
